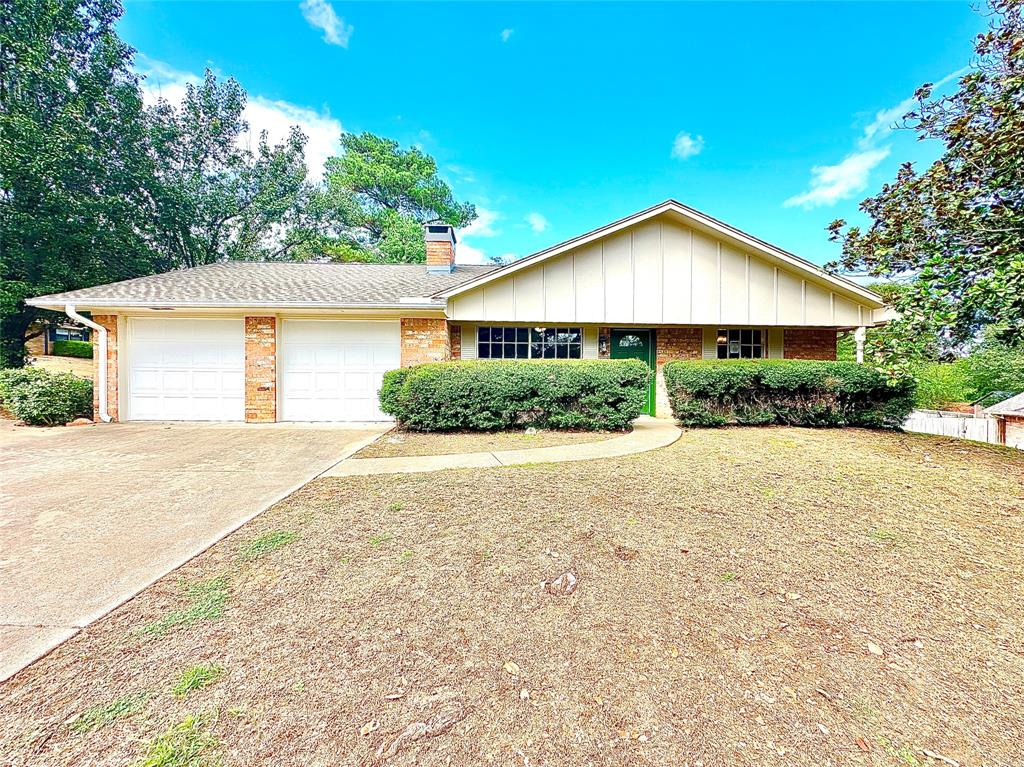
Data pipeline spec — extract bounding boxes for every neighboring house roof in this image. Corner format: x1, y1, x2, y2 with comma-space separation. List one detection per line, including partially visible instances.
983, 392, 1024, 417
433, 199, 885, 307
26, 262, 499, 310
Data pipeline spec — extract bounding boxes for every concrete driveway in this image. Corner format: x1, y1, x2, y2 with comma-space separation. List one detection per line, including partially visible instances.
0, 421, 386, 681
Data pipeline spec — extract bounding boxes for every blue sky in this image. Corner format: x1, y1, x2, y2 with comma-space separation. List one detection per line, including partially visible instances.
121, 1, 984, 267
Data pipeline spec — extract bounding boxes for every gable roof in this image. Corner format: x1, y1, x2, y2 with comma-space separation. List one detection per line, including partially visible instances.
984, 392, 1024, 417
26, 262, 499, 311
434, 200, 885, 307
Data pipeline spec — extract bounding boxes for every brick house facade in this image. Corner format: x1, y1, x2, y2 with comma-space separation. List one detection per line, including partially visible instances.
29, 202, 883, 425
783, 328, 838, 360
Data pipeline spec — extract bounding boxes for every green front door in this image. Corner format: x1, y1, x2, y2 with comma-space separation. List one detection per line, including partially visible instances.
610, 329, 655, 416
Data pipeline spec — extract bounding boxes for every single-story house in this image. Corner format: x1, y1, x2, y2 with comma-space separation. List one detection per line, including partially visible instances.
26, 200, 889, 423
983, 392, 1024, 449
24, 320, 91, 357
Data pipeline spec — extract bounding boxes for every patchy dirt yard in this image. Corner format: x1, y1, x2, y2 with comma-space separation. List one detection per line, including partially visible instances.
28, 355, 93, 378
2, 427, 1022, 767
354, 427, 620, 458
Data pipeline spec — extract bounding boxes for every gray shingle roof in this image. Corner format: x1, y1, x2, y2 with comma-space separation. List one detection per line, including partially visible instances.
984, 392, 1024, 417
26, 262, 499, 309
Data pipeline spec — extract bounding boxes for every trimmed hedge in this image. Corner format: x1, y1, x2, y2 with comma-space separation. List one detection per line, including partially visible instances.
52, 339, 93, 358
662, 360, 915, 429
379, 359, 649, 431
0, 367, 93, 425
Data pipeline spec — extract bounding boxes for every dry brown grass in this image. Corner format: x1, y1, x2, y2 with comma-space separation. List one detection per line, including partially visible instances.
354, 427, 620, 458
2, 427, 1023, 767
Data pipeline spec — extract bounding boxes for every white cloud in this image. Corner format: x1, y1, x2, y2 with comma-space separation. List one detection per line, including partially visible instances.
786, 68, 966, 209
244, 97, 343, 180
500, 28, 514, 43
671, 131, 704, 160
137, 59, 343, 180
300, 0, 353, 48
783, 148, 891, 209
457, 207, 502, 264
860, 68, 965, 149
526, 212, 549, 233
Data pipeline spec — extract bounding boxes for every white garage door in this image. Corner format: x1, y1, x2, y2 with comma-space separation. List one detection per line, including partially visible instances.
281, 320, 400, 422
128, 318, 245, 421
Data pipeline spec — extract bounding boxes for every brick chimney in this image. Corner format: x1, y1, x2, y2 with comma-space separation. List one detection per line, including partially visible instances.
424, 224, 456, 273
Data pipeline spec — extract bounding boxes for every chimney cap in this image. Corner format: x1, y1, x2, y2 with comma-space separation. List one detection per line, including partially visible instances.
424, 223, 457, 245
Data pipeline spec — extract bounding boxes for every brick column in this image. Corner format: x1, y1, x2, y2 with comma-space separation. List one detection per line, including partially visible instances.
400, 318, 450, 366
783, 328, 837, 360
92, 314, 118, 422
449, 323, 462, 360
654, 327, 703, 418
245, 317, 277, 423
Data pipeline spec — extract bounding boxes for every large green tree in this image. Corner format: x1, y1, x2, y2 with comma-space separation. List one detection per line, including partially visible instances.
0, 0, 164, 367
320, 132, 477, 263
146, 70, 320, 266
829, 0, 1024, 373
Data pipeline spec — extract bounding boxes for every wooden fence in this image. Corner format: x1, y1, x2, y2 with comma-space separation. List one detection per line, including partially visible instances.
903, 409, 1001, 445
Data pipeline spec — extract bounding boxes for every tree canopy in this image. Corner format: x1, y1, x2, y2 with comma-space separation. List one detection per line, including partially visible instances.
0, 0, 164, 366
321, 132, 477, 263
0, 0, 478, 365
146, 70, 316, 266
828, 0, 1024, 373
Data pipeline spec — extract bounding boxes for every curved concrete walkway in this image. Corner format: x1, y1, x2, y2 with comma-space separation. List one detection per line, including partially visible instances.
323, 416, 681, 477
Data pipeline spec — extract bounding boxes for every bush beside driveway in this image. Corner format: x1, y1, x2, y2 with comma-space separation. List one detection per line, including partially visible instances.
1, 427, 1021, 766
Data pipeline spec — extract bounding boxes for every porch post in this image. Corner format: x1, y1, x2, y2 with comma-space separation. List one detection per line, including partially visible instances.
854, 326, 867, 364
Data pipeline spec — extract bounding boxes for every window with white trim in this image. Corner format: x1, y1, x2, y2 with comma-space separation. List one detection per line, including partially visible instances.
477, 326, 582, 359
717, 328, 764, 359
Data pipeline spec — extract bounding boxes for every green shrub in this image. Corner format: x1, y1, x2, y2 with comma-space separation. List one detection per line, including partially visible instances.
52, 339, 93, 358
379, 359, 649, 431
963, 342, 1024, 395
662, 360, 915, 430
0, 367, 92, 425
0, 367, 49, 405
912, 360, 975, 409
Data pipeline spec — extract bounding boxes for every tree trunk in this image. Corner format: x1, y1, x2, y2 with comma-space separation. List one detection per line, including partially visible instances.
0, 309, 36, 368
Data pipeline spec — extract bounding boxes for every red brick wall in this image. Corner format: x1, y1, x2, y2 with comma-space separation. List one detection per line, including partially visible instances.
425, 240, 454, 269
244, 316, 277, 423
401, 318, 450, 366
783, 328, 837, 360
655, 327, 703, 365
92, 314, 118, 421
449, 323, 462, 360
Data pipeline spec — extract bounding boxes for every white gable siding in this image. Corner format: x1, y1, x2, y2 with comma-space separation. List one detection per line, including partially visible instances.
447, 214, 876, 326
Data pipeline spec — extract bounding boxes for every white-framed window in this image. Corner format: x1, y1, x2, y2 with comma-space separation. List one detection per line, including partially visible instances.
717, 328, 764, 359
477, 326, 582, 359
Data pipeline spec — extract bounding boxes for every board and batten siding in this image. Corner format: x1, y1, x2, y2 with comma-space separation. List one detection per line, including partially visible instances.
449, 216, 874, 327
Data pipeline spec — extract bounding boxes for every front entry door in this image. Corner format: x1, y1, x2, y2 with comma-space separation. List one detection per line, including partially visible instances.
610, 329, 655, 416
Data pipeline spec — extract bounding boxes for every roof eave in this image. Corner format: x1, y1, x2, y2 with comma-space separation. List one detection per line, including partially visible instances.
24, 298, 445, 311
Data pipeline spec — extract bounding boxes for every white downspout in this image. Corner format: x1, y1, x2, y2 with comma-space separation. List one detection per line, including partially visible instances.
854, 326, 867, 364
64, 304, 112, 422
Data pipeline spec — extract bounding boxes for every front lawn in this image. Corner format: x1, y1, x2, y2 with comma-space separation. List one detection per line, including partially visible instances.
355, 427, 620, 458
3, 428, 1022, 766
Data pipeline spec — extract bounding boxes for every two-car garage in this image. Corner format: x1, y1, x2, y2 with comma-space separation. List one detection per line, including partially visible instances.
125, 317, 399, 422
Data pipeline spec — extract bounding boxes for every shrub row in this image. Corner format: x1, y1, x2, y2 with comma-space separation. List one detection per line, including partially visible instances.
662, 360, 915, 429
379, 359, 649, 431
52, 339, 93, 358
0, 367, 93, 426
